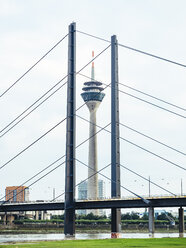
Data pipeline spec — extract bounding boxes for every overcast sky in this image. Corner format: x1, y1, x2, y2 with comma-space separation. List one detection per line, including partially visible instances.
0, 0, 185, 205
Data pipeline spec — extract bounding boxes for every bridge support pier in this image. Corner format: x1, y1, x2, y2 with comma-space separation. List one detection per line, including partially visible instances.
41, 211, 44, 220
179, 207, 184, 237
2, 213, 14, 225
148, 207, 155, 237
111, 208, 121, 238
7, 215, 14, 225
35, 211, 39, 220
43, 211, 47, 220
3, 213, 7, 225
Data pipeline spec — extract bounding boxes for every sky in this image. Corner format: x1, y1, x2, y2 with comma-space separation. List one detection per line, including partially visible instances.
0, 0, 185, 209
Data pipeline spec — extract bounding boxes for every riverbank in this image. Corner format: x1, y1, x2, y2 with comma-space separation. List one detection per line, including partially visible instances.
0, 226, 182, 235
1, 238, 186, 248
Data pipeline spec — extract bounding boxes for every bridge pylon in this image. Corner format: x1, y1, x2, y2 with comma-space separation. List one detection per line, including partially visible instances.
111, 35, 121, 238
64, 22, 76, 237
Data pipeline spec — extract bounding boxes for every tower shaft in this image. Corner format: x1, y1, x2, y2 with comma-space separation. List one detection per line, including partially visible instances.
81, 52, 105, 216
87, 107, 98, 200
87, 102, 100, 215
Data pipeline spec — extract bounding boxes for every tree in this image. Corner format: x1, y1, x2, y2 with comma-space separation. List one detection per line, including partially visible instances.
76, 213, 107, 220
131, 212, 139, 220
141, 212, 148, 220
121, 213, 131, 220
156, 212, 175, 225
51, 214, 64, 220
157, 212, 174, 221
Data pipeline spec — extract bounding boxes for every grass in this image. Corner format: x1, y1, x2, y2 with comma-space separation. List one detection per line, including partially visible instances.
0, 238, 186, 248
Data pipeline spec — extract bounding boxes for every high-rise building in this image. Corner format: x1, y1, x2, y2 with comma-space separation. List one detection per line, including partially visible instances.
98, 179, 106, 200
77, 179, 105, 216
78, 181, 88, 200
5, 186, 29, 202
98, 179, 106, 216
77, 181, 88, 215
81, 51, 105, 206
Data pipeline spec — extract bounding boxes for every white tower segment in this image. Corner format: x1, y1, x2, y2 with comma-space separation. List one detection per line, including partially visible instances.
81, 52, 105, 201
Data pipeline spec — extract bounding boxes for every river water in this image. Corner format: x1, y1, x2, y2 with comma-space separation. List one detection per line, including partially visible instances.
0, 232, 185, 243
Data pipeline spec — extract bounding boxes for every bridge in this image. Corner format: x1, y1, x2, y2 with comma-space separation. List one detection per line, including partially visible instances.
1, 196, 186, 212
0, 22, 185, 238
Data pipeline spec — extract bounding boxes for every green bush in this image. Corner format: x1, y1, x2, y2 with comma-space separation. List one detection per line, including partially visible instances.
51, 215, 64, 220
76, 219, 110, 224
76, 213, 107, 220
13, 219, 64, 224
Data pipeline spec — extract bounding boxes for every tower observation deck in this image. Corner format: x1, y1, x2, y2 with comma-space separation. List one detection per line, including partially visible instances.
81, 51, 105, 208
81, 81, 105, 103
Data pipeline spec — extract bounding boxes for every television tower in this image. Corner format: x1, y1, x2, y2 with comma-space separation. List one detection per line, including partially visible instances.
81, 51, 105, 202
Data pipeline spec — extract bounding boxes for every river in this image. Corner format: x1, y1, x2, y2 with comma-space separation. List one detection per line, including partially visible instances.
0, 232, 185, 243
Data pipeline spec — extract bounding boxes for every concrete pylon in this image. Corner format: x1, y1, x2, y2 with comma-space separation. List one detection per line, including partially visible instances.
81, 52, 105, 216
64, 22, 76, 237
148, 207, 155, 237
111, 35, 121, 238
87, 102, 100, 200
86, 102, 100, 216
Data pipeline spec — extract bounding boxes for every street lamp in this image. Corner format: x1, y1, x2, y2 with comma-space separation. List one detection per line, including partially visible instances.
53, 188, 55, 201
181, 179, 183, 196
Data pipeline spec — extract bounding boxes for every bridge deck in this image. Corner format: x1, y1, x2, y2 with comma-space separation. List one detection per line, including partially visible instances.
0, 196, 186, 212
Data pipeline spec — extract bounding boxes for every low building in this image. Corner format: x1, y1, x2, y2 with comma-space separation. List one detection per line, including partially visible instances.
5, 186, 29, 202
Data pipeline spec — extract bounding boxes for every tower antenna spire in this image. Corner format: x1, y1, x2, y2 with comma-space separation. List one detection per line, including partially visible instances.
91, 51, 95, 80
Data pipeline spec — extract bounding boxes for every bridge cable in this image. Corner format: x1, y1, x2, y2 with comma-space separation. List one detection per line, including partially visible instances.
75, 116, 177, 196
115, 86, 185, 119
76, 98, 184, 156
2, 116, 176, 204
52, 155, 175, 202
2, 156, 176, 205
0, 33, 69, 98
119, 164, 176, 196
0, 45, 110, 137
75, 158, 150, 205
0, 80, 110, 173
118, 82, 186, 112
0, 156, 65, 202
1, 161, 66, 205
0, 80, 68, 138
52, 159, 151, 204
51, 163, 112, 202
2, 111, 182, 203
78, 73, 185, 119
79, 73, 185, 112
76, 114, 186, 171
77, 30, 186, 68
119, 122, 185, 156
0, 122, 111, 202
3, 40, 182, 205
0, 117, 67, 171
